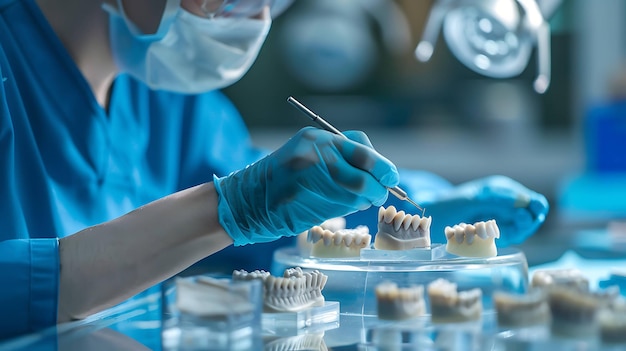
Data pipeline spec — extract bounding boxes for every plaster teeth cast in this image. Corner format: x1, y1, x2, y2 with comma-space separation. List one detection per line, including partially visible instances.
232, 267, 328, 313
297, 217, 347, 254
599, 297, 626, 345
427, 278, 482, 323
531, 268, 589, 292
546, 285, 600, 338
374, 205, 432, 250
307, 225, 371, 258
375, 281, 426, 321
444, 220, 500, 257
493, 289, 551, 328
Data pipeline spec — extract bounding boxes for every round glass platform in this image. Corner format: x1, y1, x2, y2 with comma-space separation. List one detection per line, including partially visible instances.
271, 245, 529, 317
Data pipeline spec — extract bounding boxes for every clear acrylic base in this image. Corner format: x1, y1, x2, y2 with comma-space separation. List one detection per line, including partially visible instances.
262, 301, 340, 336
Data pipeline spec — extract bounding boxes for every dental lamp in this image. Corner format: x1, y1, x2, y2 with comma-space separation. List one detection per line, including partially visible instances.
416, 0, 561, 94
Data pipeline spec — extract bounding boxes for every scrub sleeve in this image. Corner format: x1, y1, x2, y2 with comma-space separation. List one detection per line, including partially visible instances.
0, 239, 59, 339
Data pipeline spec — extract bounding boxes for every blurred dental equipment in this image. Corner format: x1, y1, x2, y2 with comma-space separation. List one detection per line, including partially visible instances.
277, 0, 411, 92
416, 0, 562, 94
287, 96, 426, 216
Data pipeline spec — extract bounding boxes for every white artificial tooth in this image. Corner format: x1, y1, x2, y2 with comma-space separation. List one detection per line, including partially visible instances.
455, 231, 464, 244
383, 206, 397, 223
353, 234, 361, 246
424, 216, 432, 229
319, 274, 328, 289
333, 232, 344, 246
445, 226, 455, 240
485, 221, 496, 238
308, 226, 323, 243
264, 276, 274, 291
296, 279, 305, 293
362, 234, 372, 247
453, 224, 464, 235
488, 220, 500, 238
283, 267, 297, 278
454, 225, 465, 243
474, 222, 487, 239
355, 225, 370, 234
401, 215, 412, 230
322, 230, 333, 246
271, 277, 280, 291
378, 206, 385, 223
411, 216, 421, 231
343, 234, 354, 247
393, 212, 406, 231
466, 231, 475, 244
464, 225, 476, 244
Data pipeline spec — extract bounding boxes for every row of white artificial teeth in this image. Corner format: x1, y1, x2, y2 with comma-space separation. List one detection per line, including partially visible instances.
265, 270, 327, 296
531, 269, 589, 291
234, 268, 328, 297
376, 281, 424, 302
427, 278, 481, 306
494, 289, 548, 310
307, 226, 371, 248
378, 206, 432, 232
444, 220, 500, 244
232, 269, 270, 281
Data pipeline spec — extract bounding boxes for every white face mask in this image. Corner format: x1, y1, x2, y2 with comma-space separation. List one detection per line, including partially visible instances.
105, 1, 272, 93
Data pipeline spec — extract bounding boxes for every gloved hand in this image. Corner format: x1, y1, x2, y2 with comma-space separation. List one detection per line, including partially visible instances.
214, 127, 399, 246
409, 175, 549, 247
347, 173, 549, 247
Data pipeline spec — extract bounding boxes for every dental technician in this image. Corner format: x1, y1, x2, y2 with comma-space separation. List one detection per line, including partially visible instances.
0, 0, 548, 339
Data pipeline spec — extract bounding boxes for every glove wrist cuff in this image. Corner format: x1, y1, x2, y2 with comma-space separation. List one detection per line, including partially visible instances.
213, 174, 250, 246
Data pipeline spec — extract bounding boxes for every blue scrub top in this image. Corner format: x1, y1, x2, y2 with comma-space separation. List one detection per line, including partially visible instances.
0, 0, 273, 339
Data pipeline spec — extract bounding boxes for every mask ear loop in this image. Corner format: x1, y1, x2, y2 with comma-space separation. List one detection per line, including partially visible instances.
102, 0, 181, 40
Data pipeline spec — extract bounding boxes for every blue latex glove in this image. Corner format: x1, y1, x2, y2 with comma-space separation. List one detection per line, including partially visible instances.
347, 173, 549, 247
214, 127, 399, 246
411, 175, 549, 247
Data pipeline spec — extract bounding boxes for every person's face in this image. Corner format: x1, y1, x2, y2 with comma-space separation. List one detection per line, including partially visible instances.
103, 0, 267, 35
102, 0, 167, 34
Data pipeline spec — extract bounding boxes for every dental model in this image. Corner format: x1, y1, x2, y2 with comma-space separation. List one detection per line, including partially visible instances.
598, 297, 626, 344
232, 267, 328, 313
493, 289, 551, 328
264, 333, 327, 351
307, 225, 371, 258
427, 278, 482, 323
547, 285, 600, 338
375, 281, 426, 321
531, 268, 589, 292
374, 205, 432, 250
297, 217, 347, 253
444, 220, 500, 258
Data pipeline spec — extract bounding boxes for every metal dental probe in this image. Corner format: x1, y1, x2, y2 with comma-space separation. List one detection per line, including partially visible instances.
287, 96, 426, 216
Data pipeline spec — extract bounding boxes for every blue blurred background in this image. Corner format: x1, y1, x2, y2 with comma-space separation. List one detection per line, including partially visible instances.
212, 0, 626, 267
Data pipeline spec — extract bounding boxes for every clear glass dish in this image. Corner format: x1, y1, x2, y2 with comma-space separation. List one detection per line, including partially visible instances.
271, 246, 529, 317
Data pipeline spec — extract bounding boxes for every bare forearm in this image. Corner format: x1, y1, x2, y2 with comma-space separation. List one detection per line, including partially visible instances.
58, 182, 233, 321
